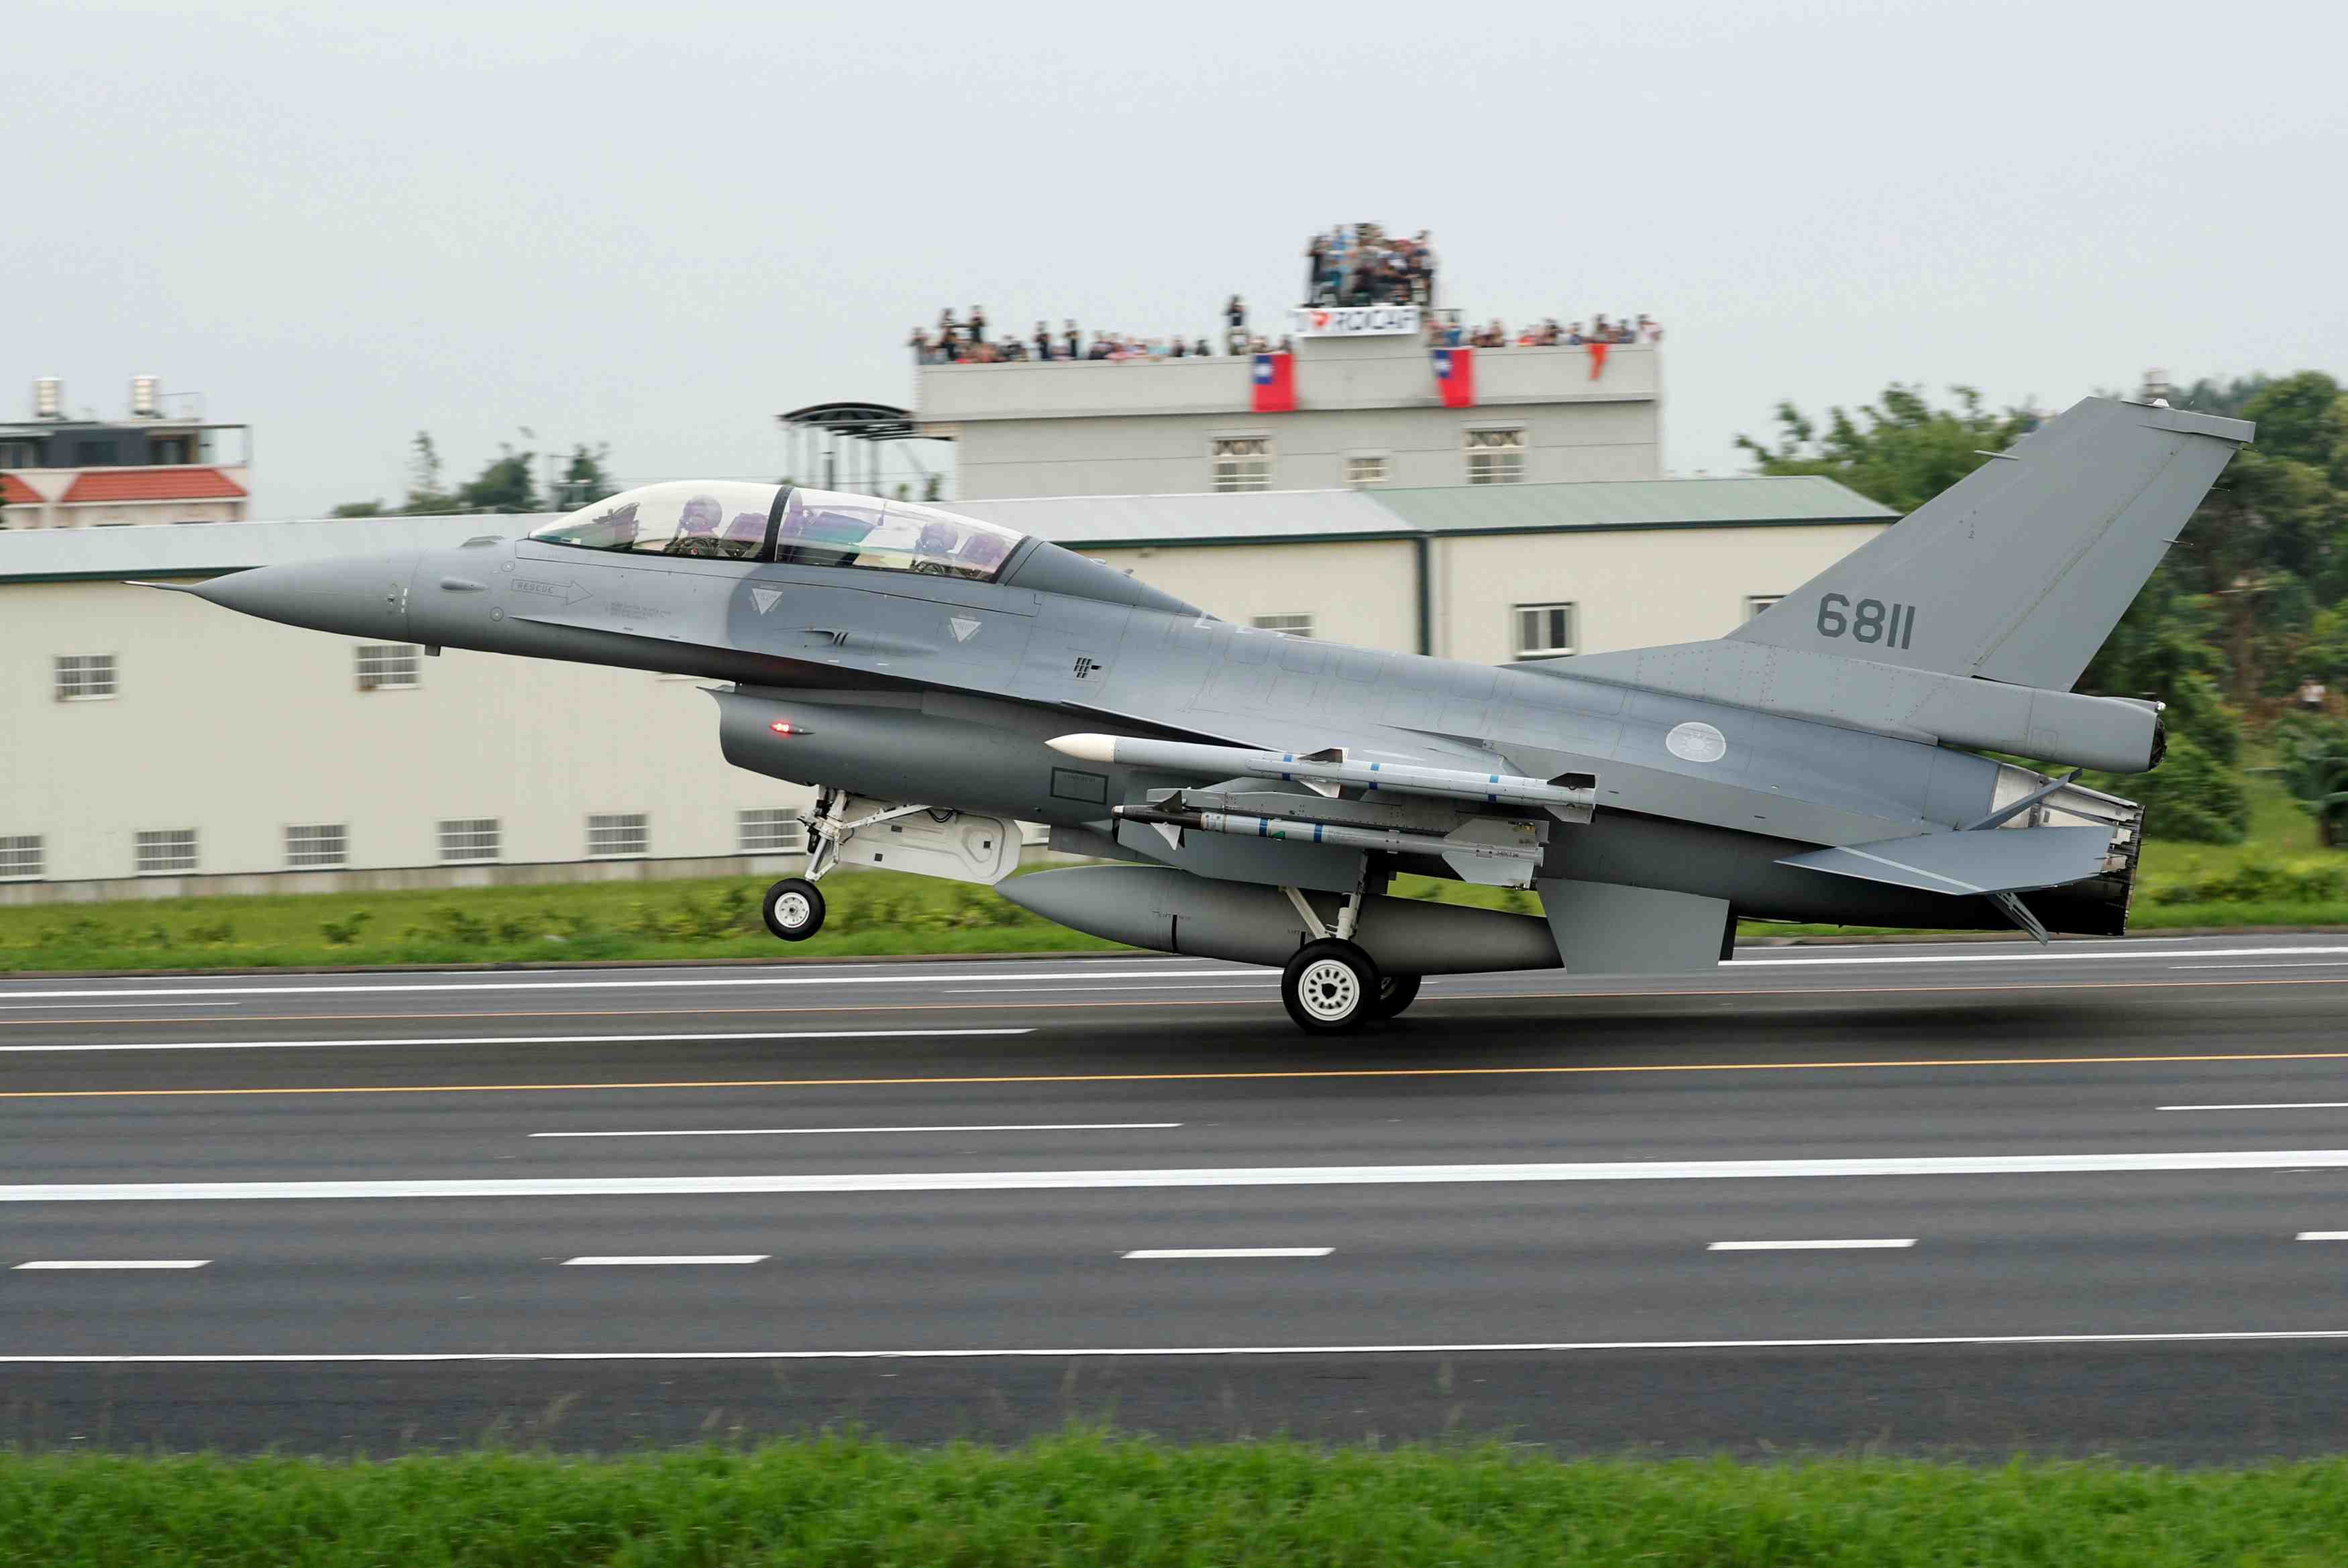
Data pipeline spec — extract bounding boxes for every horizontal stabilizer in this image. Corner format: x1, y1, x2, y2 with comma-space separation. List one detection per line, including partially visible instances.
1778, 824, 2117, 897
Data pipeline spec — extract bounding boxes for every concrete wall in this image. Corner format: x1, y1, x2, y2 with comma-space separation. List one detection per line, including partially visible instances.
1, 581, 812, 901
1082, 539, 1421, 651
924, 341, 1662, 500
1434, 522, 1882, 665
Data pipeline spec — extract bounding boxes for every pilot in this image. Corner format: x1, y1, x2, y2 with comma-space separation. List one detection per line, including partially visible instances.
912, 519, 962, 574
665, 494, 725, 555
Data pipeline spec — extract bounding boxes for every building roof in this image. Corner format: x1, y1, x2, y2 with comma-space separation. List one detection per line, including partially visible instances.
0, 475, 38, 505
58, 467, 249, 504
1369, 475, 1895, 535
0, 474, 1894, 584
956, 475, 1893, 549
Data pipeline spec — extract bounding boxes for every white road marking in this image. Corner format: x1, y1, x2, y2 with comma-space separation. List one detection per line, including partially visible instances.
0, 1001, 240, 1010
11, 1259, 209, 1271
1707, 1239, 1915, 1251
2160, 1103, 2348, 1112
2297, 1233, 2348, 1242
0, 1028, 1032, 1055
1122, 1247, 1332, 1259
5, 944, 2342, 1002
531, 1123, 1183, 1139
11, 1148, 2348, 1202
561, 1255, 768, 1266
2169, 962, 2348, 971
21, 1327, 2348, 1362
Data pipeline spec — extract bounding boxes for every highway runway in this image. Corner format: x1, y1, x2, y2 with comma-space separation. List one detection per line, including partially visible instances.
7, 934, 2348, 1458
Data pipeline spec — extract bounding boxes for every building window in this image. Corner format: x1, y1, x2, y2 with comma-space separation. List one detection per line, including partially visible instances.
150, 437, 192, 465
0, 835, 42, 881
356, 644, 421, 691
739, 809, 805, 854
1343, 453, 1389, 486
587, 812, 649, 857
1464, 427, 1526, 485
1513, 602, 1578, 659
54, 655, 119, 701
1212, 436, 1273, 494
439, 818, 500, 862
1251, 613, 1316, 638
285, 824, 349, 869
1745, 594, 1784, 622
0, 439, 42, 467
136, 828, 198, 875
72, 439, 121, 466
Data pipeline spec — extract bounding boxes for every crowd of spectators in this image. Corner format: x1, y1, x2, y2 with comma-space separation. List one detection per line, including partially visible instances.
905, 272, 1664, 366
1305, 223, 1437, 306
910, 300, 1292, 364
1428, 313, 1662, 349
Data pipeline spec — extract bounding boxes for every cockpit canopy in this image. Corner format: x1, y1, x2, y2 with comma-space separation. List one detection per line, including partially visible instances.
527, 482, 1028, 583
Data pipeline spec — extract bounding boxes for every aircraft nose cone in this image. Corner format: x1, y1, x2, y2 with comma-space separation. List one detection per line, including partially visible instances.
190, 552, 420, 640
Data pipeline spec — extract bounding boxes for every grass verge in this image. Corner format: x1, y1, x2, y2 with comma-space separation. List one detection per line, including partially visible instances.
5, 1437, 2348, 1567
5, 777, 2344, 972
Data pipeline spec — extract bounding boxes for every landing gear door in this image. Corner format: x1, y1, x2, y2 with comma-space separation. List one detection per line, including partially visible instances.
833, 799, 1022, 885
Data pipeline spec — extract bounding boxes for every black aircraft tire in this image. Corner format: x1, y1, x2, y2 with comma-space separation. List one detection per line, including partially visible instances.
1281, 939, 1380, 1034
761, 877, 826, 942
1369, 972, 1423, 1019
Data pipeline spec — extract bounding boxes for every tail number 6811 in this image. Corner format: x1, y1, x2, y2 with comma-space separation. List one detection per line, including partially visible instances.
1815, 592, 1917, 649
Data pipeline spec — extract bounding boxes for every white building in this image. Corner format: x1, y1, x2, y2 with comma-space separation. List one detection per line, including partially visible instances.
0, 477, 1893, 904
914, 329, 1660, 498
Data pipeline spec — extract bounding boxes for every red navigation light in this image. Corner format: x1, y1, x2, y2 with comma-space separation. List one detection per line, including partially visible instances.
769, 720, 804, 736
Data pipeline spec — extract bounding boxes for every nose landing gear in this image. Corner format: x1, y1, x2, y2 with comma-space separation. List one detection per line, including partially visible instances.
762, 877, 826, 942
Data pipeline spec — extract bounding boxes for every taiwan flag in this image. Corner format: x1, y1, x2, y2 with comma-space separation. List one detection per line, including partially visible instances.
1251, 351, 1296, 413
1433, 346, 1475, 408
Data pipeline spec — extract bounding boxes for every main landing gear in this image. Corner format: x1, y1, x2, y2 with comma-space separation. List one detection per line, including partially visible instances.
1273, 877, 1420, 1033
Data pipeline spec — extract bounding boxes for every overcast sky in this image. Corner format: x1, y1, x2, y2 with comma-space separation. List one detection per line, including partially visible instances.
15, 0, 2345, 517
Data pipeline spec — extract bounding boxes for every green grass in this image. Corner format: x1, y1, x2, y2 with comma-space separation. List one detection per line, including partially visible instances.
6, 775, 2344, 974
0, 869, 1126, 974
4, 1437, 2348, 1567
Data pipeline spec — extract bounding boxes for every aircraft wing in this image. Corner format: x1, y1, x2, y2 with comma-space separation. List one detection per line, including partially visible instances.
1776, 824, 2120, 897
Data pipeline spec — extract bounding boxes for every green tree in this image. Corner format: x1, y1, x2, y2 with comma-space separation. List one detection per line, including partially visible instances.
549, 443, 619, 512
398, 431, 461, 515
1735, 384, 2039, 512
455, 443, 539, 514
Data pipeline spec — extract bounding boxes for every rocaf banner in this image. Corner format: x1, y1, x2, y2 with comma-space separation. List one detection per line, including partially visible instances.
1288, 304, 1423, 338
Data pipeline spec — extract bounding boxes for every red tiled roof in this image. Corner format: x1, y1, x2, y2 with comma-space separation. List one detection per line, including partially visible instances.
0, 474, 38, 505
59, 467, 248, 504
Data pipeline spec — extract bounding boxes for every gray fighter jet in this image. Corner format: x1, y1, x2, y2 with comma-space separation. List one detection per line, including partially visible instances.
170, 396, 2250, 1031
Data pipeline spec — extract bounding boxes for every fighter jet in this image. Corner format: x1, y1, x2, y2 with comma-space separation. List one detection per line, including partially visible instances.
171, 397, 2250, 1031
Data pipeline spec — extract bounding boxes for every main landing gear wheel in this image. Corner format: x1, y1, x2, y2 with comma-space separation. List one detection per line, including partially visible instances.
1369, 973, 1422, 1019
761, 877, 826, 942
1281, 938, 1380, 1034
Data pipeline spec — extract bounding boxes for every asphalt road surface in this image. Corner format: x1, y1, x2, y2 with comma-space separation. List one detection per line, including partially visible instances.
7, 934, 2348, 1459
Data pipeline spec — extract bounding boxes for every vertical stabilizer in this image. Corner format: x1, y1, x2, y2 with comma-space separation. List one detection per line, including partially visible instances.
1730, 398, 2253, 691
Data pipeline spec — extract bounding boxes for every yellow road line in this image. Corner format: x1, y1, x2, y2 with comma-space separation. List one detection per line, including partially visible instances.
7, 1046, 2348, 1101
7, 972, 2346, 1029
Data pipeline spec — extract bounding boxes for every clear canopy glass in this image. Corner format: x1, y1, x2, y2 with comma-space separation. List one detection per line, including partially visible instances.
528, 482, 1025, 581
774, 490, 1024, 581
529, 482, 782, 560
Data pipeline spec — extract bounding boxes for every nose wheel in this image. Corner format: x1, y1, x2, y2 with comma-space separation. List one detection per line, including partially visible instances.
761, 877, 826, 942
1281, 939, 1381, 1034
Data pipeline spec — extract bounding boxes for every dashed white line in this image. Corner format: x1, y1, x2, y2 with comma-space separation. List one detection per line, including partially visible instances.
0, 1001, 241, 1010
11, 1259, 210, 1271
0, 1028, 1032, 1055
1122, 1247, 1332, 1259
560, 1255, 769, 1267
531, 1123, 1183, 1139
1707, 1239, 1916, 1251
2296, 1233, 2348, 1242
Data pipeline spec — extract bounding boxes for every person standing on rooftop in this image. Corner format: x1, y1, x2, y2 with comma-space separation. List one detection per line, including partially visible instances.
967, 306, 987, 345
